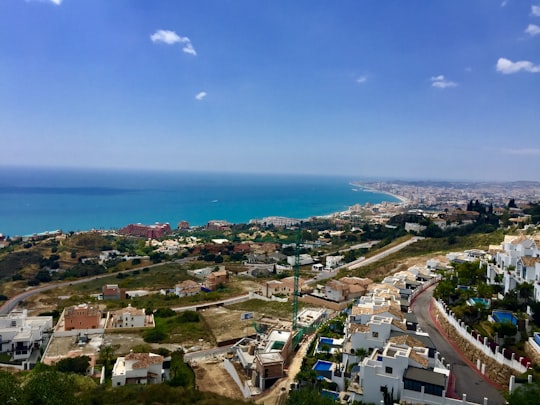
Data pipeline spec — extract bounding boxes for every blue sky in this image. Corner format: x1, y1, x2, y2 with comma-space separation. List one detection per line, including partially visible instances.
1, 0, 540, 181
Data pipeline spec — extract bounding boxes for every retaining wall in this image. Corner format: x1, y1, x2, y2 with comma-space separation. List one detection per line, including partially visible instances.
223, 358, 252, 398
433, 299, 528, 386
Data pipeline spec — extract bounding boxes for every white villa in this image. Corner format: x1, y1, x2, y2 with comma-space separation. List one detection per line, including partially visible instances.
109, 305, 148, 329
0, 309, 53, 361
485, 234, 540, 299
112, 352, 164, 386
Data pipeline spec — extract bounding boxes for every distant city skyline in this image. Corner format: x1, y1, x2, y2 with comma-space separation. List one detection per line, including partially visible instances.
1, 1, 540, 181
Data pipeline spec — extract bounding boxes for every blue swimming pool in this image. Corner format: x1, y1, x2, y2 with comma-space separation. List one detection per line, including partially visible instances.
313, 360, 333, 371
320, 337, 334, 345
492, 310, 517, 325
321, 389, 339, 400
468, 297, 490, 308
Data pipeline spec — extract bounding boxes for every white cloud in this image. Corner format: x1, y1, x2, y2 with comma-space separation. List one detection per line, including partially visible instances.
502, 148, 540, 156
532, 5, 540, 17
430, 75, 458, 88
182, 42, 197, 56
356, 76, 368, 84
150, 30, 182, 45
525, 24, 540, 36
195, 91, 207, 100
496, 57, 540, 74
25, 0, 62, 4
150, 29, 197, 55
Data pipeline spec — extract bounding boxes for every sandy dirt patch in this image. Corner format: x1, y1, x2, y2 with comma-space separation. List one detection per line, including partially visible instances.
200, 306, 257, 345
192, 358, 244, 400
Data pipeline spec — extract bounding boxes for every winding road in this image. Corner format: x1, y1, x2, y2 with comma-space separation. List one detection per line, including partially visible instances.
412, 285, 506, 405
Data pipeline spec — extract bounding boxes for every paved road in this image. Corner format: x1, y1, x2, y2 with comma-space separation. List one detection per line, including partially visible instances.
412, 285, 506, 405
0, 258, 195, 315
306, 237, 422, 286
184, 344, 234, 361
347, 236, 423, 270
171, 293, 251, 312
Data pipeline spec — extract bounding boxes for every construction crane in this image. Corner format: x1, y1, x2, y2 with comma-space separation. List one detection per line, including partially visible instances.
292, 228, 301, 330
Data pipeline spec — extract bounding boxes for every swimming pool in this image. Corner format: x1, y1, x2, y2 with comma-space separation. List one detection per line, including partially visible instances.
468, 297, 490, 308
321, 389, 339, 400
320, 337, 334, 345
492, 310, 517, 325
313, 360, 333, 372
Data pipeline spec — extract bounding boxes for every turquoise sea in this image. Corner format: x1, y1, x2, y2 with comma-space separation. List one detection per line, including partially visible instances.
0, 166, 399, 237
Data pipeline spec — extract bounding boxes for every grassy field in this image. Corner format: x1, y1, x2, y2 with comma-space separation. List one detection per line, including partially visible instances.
153, 313, 215, 345
226, 298, 306, 321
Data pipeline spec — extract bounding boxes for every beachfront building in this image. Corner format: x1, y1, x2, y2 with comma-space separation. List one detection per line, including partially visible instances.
111, 352, 164, 386
118, 222, 172, 239
0, 309, 53, 361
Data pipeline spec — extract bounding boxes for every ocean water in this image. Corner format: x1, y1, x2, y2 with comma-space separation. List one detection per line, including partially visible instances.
0, 166, 399, 237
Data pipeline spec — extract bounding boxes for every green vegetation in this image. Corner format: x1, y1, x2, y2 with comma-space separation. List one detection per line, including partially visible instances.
0, 250, 42, 279
54, 355, 91, 375
0, 368, 247, 405
506, 378, 540, 405
144, 311, 213, 344
287, 388, 338, 404
167, 350, 195, 388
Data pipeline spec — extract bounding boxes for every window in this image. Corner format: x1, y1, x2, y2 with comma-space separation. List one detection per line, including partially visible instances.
385, 366, 393, 374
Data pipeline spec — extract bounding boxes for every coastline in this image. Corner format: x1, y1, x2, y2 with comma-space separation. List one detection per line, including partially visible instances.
349, 182, 409, 204
0, 169, 405, 237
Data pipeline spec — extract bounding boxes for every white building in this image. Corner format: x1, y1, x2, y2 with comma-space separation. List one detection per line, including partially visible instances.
110, 305, 147, 328
485, 234, 540, 296
287, 254, 314, 266
325, 255, 344, 269
0, 309, 53, 361
347, 341, 448, 404
112, 352, 164, 386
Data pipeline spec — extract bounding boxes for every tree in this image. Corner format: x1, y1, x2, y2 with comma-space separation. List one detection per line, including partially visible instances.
529, 302, 540, 325
286, 388, 337, 404
144, 326, 167, 343
0, 370, 22, 405
22, 370, 76, 405
493, 320, 517, 338
518, 282, 534, 303
477, 283, 493, 299
55, 355, 90, 375
167, 350, 195, 388
507, 379, 540, 404
99, 345, 117, 379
